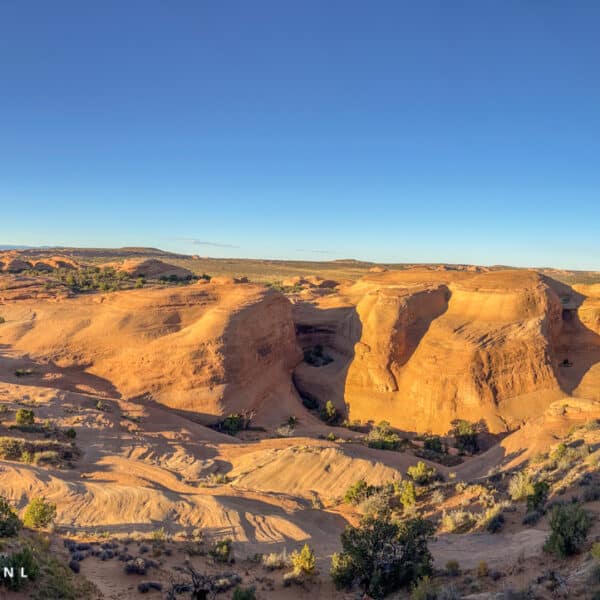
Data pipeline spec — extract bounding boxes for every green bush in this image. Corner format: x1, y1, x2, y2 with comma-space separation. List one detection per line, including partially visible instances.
320, 400, 338, 425
399, 480, 417, 509
411, 575, 438, 600
445, 559, 460, 576
290, 543, 316, 576
449, 419, 480, 454
23, 497, 57, 529
544, 502, 591, 558
344, 479, 376, 506
0, 496, 21, 537
487, 513, 505, 533
407, 461, 436, 485
218, 411, 254, 436
0, 437, 25, 460
423, 435, 443, 453
527, 480, 549, 512
232, 587, 256, 600
366, 421, 401, 450
508, 471, 534, 501
210, 538, 233, 563
0, 546, 39, 591
330, 516, 434, 598
64, 428, 77, 439
15, 409, 35, 426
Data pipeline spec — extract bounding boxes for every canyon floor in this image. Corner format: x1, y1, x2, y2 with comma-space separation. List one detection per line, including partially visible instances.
1, 248, 600, 599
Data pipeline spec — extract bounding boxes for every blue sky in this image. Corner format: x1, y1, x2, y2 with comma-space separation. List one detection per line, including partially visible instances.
0, 1, 598, 269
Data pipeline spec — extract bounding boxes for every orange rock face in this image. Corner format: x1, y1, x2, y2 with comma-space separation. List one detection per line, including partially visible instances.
294, 270, 600, 434
0, 284, 301, 425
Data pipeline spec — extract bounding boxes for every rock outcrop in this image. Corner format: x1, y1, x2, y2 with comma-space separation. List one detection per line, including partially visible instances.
294, 270, 599, 434
117, 259, 193, 279
0, 284, 301, 424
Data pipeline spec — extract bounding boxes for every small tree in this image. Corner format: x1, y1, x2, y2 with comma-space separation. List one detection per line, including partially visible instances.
0, 496, 21, 537
23, 497, 57, 529
290, 543, 316, 576
544, 503, 591, 558
344, 479, 374, 506
527, 480, 549, 512
407, 461, 436, 485
423, 435, 443, 453
331, 516, 434, 598
15, 408, 35, 426
320, 401, 338, 425
399, 480, 417, 510
449, 419, 481, 454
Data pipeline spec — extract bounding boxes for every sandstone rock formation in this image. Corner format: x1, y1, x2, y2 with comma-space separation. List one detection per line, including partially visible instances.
293, 270, 600, 434
0, 284, 301, 425
117, 258, 193, 279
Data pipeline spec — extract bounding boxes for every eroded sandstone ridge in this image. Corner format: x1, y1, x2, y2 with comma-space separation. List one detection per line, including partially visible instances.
0, 283, 301, 424
294, 269, 600, 434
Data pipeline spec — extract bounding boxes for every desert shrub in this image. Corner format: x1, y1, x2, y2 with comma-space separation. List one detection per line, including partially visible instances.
14, 368, 33, 377
344, 479, 375, 506
423, 435, 443, 453
445, 559, 460, 576
430, 489, 444, 505
522, 510, 542, 525
0, 546, 39, 591
438, 586, 461, 600
399, 480, 417, 510
407, 461, 436, 485
210, 538, 233, 563
220, 413, 249, 436
64, 428, 77, 439
508, 471, 534, 501
477, 560, 489, 578
320, 400, 338, 424
15, 408, 35, 426
551, 442, 568, 461
366, 421, 401, 450
299, 391, 319, 411
544, 502, 591, 558
330, 516, 434, 598
342, 419, 364, 432
276, 425, 295, 437
32, 450, 60, 466
591, 542, 600, 561
326, 432, 336, 441
290, 543, 316, 576
0, 316, 5, 324
96, 399, 109, 411
441, 510, 476, 533
583, 485, 600, 502
411, 575, 437, 600
232, 587, 256, 600
0, 437, 25, 460
360, 490, 394, 519
151, 527, 167, 543
262, 549, 290, 570
449, 419, 481, 454
487, 513, 505, 533
527, 480, 549, 512
0, 496, 21, 537
23, 497, 57, 529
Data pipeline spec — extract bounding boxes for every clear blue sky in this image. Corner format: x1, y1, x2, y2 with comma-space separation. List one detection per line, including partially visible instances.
1, 1, 598, 269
